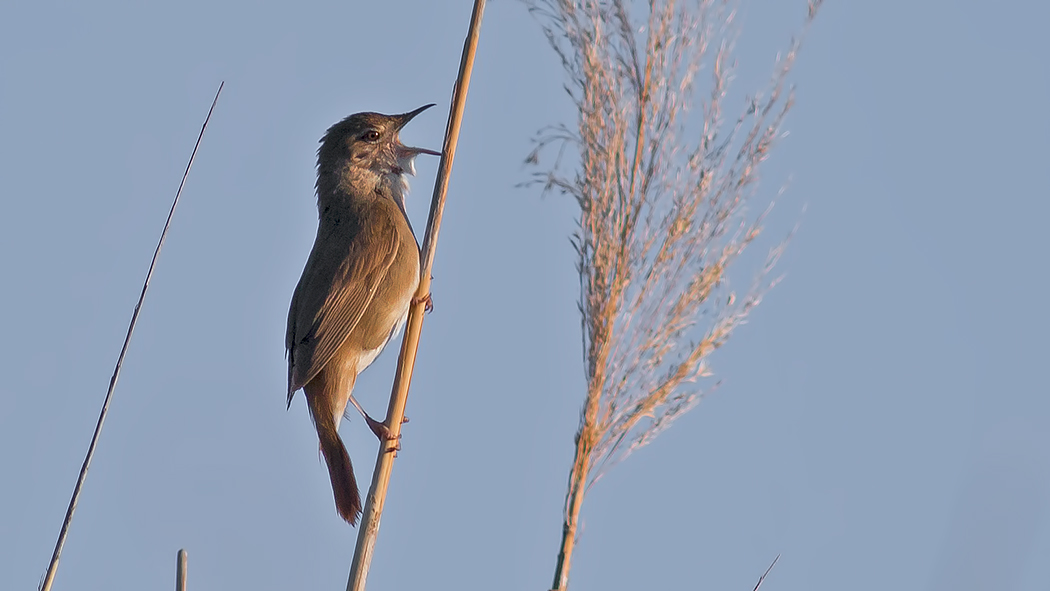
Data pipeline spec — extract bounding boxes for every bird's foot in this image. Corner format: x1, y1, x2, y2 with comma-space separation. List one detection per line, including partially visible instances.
413, 293, 434, 313
364, 415, 392, 440
364, 415, 408, 455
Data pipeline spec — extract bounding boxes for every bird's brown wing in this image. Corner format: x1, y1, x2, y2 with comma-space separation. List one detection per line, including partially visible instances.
286, 217, 400, 401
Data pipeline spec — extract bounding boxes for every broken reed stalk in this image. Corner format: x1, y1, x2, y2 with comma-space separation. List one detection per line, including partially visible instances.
175, 549, 188, 591
39, 82, 223, 591
344, 2, 486, 590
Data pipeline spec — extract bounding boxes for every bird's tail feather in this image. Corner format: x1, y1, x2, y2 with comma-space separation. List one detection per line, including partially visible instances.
307, 392, 362, 525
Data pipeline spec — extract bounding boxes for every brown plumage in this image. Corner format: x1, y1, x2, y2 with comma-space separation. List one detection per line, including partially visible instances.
286, 106, 439, 524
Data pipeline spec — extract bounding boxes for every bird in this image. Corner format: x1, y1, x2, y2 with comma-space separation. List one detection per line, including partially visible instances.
286, 105, 440, 525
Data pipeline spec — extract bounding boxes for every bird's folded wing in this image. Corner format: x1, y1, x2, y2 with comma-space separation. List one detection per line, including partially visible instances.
287, 219, 400, 396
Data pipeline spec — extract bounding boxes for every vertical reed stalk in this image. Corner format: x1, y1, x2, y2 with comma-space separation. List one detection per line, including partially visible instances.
344, 3, 486, 590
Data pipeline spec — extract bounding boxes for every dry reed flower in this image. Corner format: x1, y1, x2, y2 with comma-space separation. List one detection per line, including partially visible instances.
521, 1, 822, 588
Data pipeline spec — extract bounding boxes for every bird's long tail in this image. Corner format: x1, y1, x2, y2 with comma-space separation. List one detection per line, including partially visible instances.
306, 389, 362, 525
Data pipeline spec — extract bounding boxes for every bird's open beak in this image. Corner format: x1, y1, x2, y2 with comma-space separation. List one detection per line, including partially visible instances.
400, 145, 442, 157
395, 104, 436, 129
395, 104, 442, 159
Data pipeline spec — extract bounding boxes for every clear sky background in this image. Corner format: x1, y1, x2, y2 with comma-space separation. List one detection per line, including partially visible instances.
2, 1, 1048, 590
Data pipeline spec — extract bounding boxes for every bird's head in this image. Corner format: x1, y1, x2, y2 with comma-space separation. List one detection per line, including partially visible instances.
317, 104, 441, 202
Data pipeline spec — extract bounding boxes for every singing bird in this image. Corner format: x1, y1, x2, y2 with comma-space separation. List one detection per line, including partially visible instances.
286, 105, 440, 524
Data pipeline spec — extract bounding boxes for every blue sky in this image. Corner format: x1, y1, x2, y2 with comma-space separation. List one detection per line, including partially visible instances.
2, 1, 1048, 590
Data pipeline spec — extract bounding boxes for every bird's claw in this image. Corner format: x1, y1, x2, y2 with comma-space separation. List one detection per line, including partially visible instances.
383, 435, 402, 456
413, 293, 434, 313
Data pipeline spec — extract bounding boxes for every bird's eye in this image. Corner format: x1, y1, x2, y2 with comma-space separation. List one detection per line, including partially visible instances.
363, 130, 380, 142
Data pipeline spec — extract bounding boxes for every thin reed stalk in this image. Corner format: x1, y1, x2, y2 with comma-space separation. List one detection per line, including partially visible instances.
39, 83, 223, 591
752, 554, 780, 591
344, 3, 486, 590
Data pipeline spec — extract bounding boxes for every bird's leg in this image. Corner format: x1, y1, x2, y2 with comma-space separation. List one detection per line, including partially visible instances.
343, 396, 410, 430
345, 394, 408, 451
345, 394, 389, 439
